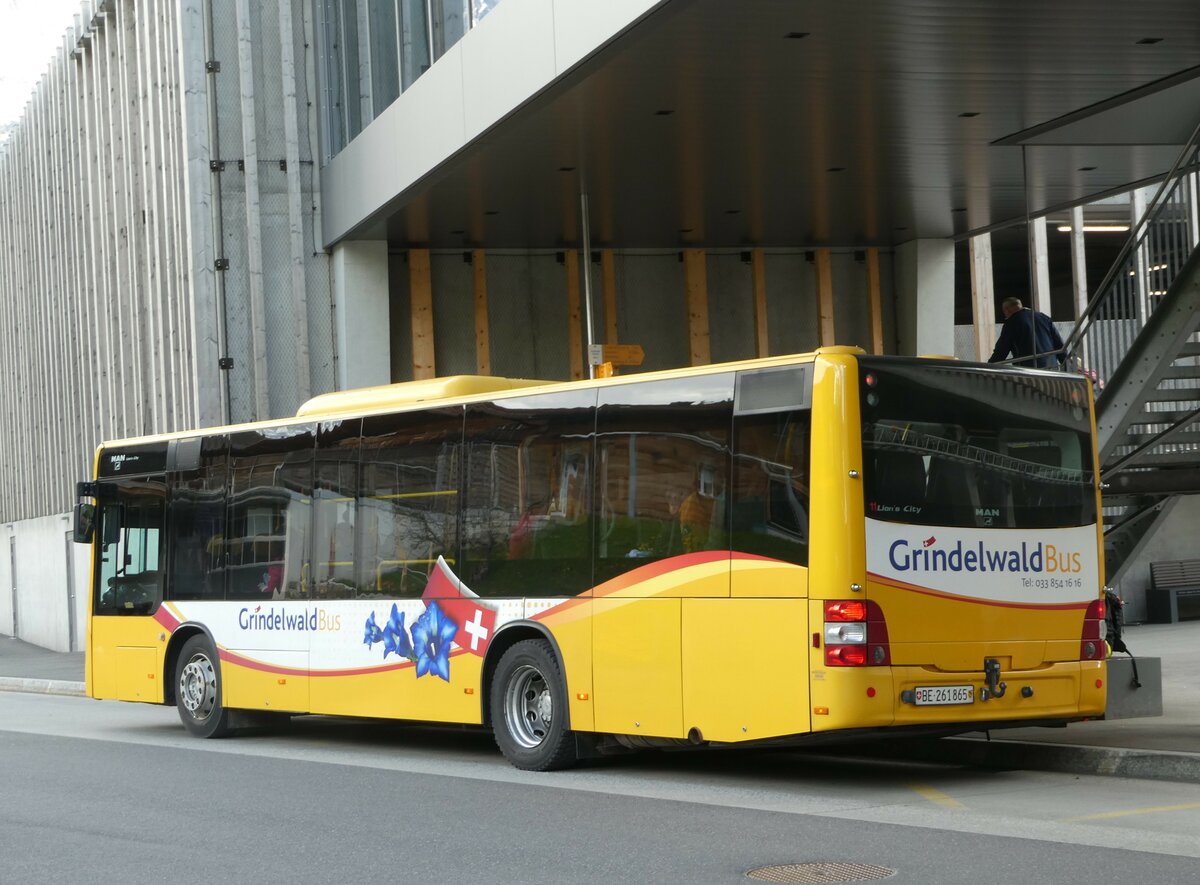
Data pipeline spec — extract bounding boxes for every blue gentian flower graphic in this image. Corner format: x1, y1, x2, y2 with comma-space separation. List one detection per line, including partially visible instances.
382, 603, 414, 660
411, 601, 458, 681
363, 611, 383, 649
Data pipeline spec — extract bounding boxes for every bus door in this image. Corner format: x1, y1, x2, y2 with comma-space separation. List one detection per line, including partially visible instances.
87, 465, 168, 703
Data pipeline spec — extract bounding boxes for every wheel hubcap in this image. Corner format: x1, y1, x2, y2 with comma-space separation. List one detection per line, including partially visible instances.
180, 652, 217, 722
504, 664, 552, 749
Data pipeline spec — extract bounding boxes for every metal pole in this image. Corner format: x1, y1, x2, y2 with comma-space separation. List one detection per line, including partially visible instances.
202, 0, 231, 424
580, 189, 596, 380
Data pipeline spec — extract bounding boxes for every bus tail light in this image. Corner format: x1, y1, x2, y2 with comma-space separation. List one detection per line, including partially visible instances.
824, 600, 890, 667
1080, 597, 1107, 661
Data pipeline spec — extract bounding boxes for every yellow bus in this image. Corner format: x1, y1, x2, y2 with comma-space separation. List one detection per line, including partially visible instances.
75, 348, 1107, 770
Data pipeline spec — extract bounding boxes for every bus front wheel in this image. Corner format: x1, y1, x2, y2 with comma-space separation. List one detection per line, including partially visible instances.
490, 639, 577, 771
175, 635, 233, 738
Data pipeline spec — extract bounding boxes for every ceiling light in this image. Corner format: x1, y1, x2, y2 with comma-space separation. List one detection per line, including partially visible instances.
1056, 224, 1130, 232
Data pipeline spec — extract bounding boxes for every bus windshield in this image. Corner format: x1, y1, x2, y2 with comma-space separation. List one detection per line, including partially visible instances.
858, 358, 1096, 529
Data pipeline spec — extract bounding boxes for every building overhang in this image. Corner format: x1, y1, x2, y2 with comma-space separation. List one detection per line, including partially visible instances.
322, 0, 1200, 251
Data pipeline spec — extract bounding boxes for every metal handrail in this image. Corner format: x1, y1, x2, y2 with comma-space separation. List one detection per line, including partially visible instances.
1060, 120, 1200, 369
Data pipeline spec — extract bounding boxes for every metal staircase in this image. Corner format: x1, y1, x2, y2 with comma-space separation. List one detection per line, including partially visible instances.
1061, 123, 1200, 577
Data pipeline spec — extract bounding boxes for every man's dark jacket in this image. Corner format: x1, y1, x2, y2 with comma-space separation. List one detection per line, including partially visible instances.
988, 308, 1064, 368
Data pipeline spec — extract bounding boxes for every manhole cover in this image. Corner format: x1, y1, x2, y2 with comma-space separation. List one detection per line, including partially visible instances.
746, 862, 896, 884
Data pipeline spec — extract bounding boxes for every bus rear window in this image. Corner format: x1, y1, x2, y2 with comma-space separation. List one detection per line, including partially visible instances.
858, 359, 1097, 529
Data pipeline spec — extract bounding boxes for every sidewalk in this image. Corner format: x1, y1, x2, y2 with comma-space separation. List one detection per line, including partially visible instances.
0, 635, 85, 695
2, 623, 1197, 782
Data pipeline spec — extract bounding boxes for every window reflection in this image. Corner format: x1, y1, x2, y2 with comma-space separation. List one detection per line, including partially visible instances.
226, 427, 315, 601
595, 376, 733, 585
359, 409, 462, 598
462, 391, 595, 598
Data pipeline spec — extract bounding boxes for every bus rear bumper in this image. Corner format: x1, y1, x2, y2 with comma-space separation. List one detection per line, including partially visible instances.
810, 660, 1105, 733
889, 659, 1106, 727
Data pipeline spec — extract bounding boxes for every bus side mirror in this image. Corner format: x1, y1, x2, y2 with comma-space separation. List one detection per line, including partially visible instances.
73, 502, 96, 544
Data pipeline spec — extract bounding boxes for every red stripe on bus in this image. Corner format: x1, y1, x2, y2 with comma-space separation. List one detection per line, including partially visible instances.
153, 606, 181, 632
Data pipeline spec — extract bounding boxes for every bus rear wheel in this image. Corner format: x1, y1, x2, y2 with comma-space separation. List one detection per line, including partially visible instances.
175, 635, 233, 738
490, 639, 577, 771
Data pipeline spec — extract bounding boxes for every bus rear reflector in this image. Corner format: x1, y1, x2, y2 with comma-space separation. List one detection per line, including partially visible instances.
1080, 597, 1106, 661
824, 600, 890, 667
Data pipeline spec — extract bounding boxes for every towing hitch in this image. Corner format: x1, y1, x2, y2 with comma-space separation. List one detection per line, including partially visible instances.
979, 657, 1007, 701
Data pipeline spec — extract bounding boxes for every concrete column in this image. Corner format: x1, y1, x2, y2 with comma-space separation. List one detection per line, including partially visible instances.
969, 233, 995, 361
893, 238, 955, 357
1028, 217, 1051, 316
1069, 205, 1088, 320
332, 241, 391, 391
1130, 188, 1150, 324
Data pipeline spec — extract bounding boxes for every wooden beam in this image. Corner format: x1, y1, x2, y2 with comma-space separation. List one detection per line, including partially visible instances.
750, 248, 769, 357
601, 249, 618, 343
969, 233, 995, 361
472, 249, 490, 375
865, 248, 884, 354
409, 248, 435, 380
565, 250, 584, 380
814, 248, 835, 346
682, 249, 711, 365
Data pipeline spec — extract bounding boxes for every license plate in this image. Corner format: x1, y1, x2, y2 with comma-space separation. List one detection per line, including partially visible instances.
914, 685, 974, 706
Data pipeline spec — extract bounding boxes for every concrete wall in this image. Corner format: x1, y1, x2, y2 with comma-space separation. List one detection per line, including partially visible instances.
1110, 495, 1200, 624
388, 246, 896, 382
0, 513, 90, 653
0, 0, 333, 526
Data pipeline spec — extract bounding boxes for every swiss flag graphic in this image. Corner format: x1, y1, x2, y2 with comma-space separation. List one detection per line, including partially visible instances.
421, 557, 498, 656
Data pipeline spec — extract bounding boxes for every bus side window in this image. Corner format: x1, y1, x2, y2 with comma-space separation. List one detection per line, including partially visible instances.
313, 419, 361, 600
359, 408, 463, 599
731, 410, 810, 566
227, 426, 315, 601
462, 390, 595, 599
594, 375, 733, 585
167, 435, 228, 602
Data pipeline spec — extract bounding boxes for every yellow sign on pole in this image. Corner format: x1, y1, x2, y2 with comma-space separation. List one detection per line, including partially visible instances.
598, 344, 645, 366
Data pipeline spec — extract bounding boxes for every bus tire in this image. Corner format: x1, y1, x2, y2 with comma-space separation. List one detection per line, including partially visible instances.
175, 635, 233, 739
490, 639, 577, 771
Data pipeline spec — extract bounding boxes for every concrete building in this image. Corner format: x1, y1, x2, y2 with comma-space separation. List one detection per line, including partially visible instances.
3, 0, 1200, 649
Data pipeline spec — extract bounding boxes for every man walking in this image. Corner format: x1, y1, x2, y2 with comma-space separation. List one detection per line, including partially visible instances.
988, 297, 1064, 368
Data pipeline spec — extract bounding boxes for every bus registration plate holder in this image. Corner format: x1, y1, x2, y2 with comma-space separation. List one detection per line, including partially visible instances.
914, 685, 974, 706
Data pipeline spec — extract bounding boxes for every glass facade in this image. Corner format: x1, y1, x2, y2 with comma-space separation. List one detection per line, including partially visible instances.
320, 0, 501, 161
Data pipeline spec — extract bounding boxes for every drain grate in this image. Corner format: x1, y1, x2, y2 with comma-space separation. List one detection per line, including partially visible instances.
746, 862, 896, 884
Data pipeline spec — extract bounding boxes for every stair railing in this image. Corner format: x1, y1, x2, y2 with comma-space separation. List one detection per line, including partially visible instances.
1059, 121, 1200, 392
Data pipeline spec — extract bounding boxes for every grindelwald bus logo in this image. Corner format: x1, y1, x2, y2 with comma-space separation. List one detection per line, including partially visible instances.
238, 605, 342, 632
889, 536, 1083, 575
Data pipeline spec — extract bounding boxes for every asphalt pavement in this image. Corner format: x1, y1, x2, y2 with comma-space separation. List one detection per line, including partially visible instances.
3, 620, 1198, 783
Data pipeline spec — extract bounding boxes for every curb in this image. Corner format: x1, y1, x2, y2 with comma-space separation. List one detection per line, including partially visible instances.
851, 736, 1200, 786
0, 676, 86, 697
